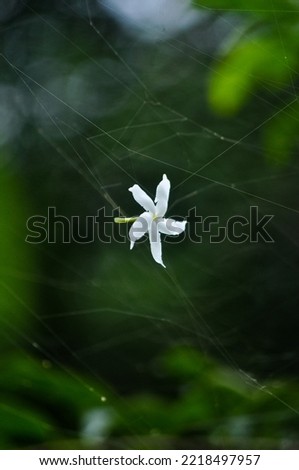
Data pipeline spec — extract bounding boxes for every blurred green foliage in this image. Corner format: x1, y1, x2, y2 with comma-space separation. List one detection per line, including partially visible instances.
116, 347, 299, 449
194, 0, 294, 9
0, 164, 35, 346
0, 354, 106, 449
208, 37, 297, 115
195, 0, 299, 161
1, 348, 299, 449
0, 0, 299, 450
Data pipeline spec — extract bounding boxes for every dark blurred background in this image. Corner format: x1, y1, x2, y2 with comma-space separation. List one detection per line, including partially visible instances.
1, 0, 299, 449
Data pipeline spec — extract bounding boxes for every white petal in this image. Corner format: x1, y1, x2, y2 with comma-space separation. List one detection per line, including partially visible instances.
158, 218, 187, 236
129, 184, 155, 213
129, 211, 152, 249
149, 220, 165, 268
154, 174, 170, 217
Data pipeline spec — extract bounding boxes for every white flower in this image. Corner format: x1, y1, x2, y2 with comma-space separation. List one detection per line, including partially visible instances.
128, 174, 187, 268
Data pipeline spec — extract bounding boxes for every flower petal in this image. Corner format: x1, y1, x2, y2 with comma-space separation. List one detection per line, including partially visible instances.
149, 220, 165, 268
129, 184, 155, 213
157, 218, 187, 235
154, 174, 170, 217
129, 211, 152, 249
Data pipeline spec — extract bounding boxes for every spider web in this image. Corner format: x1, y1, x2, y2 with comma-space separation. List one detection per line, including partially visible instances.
1, 0, 299, 449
